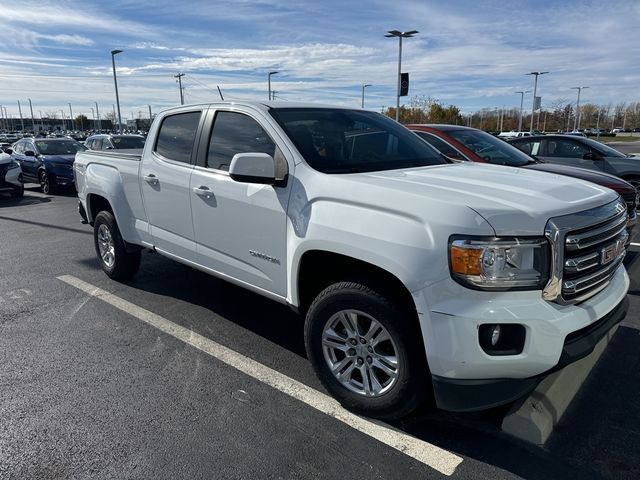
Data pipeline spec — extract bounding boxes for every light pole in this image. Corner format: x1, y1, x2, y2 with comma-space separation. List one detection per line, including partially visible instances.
515, 91, 529, 132
571, 86, 589, 131
68, 103, 74, 131
60, 109, 66, 131
526, 71, 548, 133
268, 71, 279, 101
111, 49, 123, 132
361, 83, 372, 108
385, 30, 418, 122
28, 99, 35, 132
95, 102, 101, 131
18, 101, 25, 132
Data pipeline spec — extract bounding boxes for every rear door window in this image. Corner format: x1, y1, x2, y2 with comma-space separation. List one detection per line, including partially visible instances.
154, 111, 202, 164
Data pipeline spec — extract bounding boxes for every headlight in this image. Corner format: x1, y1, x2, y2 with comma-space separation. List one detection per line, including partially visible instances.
449, 237, 549, 291
7, 160, 20, 170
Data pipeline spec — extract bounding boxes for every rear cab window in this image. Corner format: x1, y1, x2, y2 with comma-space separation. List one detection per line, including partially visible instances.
154, 111, 202, 164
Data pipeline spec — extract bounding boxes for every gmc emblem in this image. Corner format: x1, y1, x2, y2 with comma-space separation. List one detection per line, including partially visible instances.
601, 240, 624, 265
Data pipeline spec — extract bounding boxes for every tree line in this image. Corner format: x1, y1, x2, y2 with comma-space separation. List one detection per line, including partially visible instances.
383, 96, 640, 132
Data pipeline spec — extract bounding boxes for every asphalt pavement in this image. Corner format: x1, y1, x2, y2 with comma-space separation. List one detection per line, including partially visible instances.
0, 186, 638, 480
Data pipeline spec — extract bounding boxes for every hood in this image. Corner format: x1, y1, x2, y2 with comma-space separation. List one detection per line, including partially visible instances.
0, 152, 12, 164
523, 162, 636, 195
42, 154, 76, 164
343, 162, 618, 235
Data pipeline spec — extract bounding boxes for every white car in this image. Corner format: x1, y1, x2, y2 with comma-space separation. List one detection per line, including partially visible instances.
0, 152, 24, 197
497, 131, 533, 139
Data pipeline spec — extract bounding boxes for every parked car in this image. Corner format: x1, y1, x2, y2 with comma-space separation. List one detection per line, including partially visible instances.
0, 151, 23, 197
408, 124, 637, 241
508, 134, 640, 191
8, 137, 86, 194
497, 130, 533, 139
75, 102, 629, 419
85, 134, 145, 151
612, 128, 625, 133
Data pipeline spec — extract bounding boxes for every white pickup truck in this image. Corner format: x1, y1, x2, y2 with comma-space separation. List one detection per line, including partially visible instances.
75, 102, 630, 419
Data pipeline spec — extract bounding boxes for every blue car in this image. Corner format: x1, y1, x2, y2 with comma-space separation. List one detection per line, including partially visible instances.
9, 137, 86, 194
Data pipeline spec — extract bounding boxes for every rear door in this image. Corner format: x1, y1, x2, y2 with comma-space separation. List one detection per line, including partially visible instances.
140, 108, 206, 261
189, 108, 292, 297
540, 138, 606, 172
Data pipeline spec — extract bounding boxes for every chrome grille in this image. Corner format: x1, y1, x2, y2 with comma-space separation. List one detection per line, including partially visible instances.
544, 198, 628, 304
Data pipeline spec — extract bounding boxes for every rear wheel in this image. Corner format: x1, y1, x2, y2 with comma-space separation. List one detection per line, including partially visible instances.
304, 281, 428, 420
93, 211, 141, 280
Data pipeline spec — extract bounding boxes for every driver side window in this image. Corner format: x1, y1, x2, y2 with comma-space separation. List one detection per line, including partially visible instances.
545, 139, 589, 158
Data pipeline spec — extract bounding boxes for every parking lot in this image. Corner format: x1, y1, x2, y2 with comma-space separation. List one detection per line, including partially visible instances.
0, 186, 638, 480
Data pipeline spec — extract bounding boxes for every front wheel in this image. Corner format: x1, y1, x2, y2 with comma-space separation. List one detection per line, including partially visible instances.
39, 170, 55, 195
10, 186, 24, 198
304, 281, 428, 420
93, 211, 141, 280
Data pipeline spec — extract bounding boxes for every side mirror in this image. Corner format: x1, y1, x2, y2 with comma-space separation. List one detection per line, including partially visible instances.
24, 150, 35, 157
229, 153, 276, 185
583, 151, 601, 160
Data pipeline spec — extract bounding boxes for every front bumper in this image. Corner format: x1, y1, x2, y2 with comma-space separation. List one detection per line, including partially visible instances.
411, 264, 629, 411
431, 295, 629, 411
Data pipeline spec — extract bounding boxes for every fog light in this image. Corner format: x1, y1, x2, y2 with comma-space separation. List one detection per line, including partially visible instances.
490, 325, 501, 346
479, 324, 526, 356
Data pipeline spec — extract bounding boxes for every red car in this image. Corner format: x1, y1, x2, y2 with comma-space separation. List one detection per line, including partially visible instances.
407, 124, 638, 240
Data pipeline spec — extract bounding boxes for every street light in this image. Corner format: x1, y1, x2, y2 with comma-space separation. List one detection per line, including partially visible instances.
385, 29, 418, 122
68, 103, 74, 131
515, 91, 530, 132
268, 71, 279, 101
526, 71, 548, 133
571, 86, 589, 131
361, 84, 372, 109
111, 49, 123, 133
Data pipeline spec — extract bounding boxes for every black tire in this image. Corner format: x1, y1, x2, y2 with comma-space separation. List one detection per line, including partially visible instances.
10, 186, 24, 198
39, 169, 55, 195
304, 281, 428, 420
93, 210, 141, 280
623, 176, 640, 193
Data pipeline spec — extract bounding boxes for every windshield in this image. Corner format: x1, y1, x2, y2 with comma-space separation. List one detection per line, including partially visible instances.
584, 138, 626, 157
447, 129, 535, 166
112, 136, 145, 149
36, 140, 86, 155
270, 108, 444, 173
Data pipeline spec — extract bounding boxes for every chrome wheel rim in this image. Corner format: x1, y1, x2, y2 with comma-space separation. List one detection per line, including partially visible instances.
39, 171, 49, 194
322, 309, 400, 397
97, 224, 115, 268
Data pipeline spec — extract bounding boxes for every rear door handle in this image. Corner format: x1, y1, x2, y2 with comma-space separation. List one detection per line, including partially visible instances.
193, 185, 213, 199
143, 173, 159, 185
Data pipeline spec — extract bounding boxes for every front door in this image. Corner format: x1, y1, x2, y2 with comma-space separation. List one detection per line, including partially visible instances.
140, 109, 204, 261
190, 109, 292, 297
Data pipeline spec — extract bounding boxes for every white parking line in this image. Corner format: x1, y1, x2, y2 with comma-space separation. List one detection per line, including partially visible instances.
57, 274, 463, 476
631, 242, 640, 247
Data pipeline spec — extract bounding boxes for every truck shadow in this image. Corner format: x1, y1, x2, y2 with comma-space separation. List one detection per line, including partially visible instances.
115, 250, 306, 358
81, 250, 640, 480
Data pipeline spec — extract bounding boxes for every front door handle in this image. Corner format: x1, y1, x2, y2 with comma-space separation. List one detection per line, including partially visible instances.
193, 185, 213, 199
143, 173, 159, 185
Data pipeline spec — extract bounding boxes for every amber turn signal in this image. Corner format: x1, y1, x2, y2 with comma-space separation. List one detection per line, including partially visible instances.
450, 245, 483, 275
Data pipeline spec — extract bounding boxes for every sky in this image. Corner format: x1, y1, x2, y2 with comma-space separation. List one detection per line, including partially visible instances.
1, 0, 639, 123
